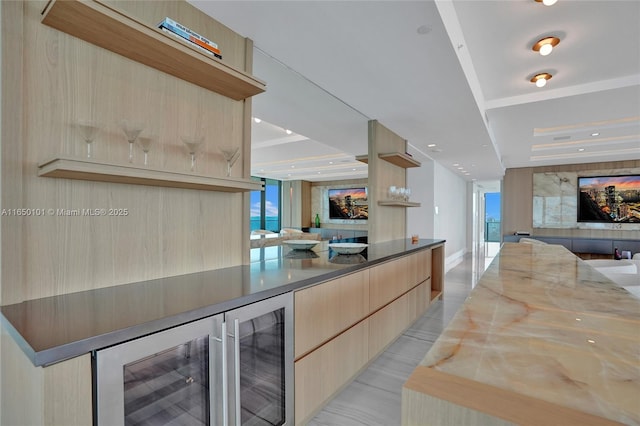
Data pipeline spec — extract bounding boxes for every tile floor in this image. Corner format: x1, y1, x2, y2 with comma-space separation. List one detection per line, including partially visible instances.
307, 252, 489, 426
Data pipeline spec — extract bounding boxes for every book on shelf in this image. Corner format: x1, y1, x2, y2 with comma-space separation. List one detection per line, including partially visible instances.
158, 17, 222, 60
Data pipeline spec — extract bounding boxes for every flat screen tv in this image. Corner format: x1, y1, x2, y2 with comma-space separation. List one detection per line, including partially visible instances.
577, 175, 640, 223
328, 187, 368, 220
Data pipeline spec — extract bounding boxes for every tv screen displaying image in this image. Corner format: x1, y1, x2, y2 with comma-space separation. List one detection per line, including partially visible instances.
577, 175, 640, 223
328, 187, 368, 220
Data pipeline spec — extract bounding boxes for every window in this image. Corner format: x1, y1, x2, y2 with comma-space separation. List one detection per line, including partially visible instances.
250, 178, 281, 232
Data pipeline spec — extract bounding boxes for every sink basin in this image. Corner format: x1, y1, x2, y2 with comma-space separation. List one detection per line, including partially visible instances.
283, 240, 319, 250
328, 243, 368, 255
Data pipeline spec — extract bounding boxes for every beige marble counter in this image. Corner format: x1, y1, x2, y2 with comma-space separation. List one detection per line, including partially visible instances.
402, 242, 640, 426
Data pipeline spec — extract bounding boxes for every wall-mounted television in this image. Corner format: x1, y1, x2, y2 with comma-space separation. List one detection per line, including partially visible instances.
328, 187, 368, 220
577, 175, 640, 223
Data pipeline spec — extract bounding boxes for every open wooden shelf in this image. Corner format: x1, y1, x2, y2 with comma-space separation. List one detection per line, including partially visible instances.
355, 153, 420, 168
38, 157, 264, 192
377, 200, 421, 207
379, 152, 421, 168
430, 290, 442, 301
41, 0, 266, 101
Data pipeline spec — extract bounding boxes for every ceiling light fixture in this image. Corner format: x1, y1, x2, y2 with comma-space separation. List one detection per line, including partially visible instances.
427, 144, 436, 148
253, 117, 261, 123
532, 36, 560, 56
285, 129, 292, 135
591, 132, 600, 136
535, 0, 558, 6
530, 72, 552, 87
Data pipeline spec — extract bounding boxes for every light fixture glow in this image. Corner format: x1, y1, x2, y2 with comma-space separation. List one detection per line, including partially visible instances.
285, 129, 292, 135
532, 36, 560, 56
427, 144, 436, 148
578, 148, 585, 152
535, 0, 558, 5
591, 132, 600, 136
253, 117, 261, 123
530, 73, 552, 87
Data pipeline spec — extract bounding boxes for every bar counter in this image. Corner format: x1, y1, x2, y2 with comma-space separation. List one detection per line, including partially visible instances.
402, 242, 640, 426
1, 238, 444, 367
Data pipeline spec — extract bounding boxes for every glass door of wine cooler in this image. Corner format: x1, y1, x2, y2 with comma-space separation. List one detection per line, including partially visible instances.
95, 314, 224, 426
225, 293, 293, 426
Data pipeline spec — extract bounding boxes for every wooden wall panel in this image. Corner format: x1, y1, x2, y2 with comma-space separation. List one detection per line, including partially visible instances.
368, 120, 407, 243
503, 160, 640, 241
1, 0, 255, 303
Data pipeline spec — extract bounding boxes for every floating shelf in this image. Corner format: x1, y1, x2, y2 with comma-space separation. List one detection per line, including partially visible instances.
355, 153, 420, 168
41, 0, 266, 101
38, 157, 264, 192
377, 200, 421, 207
378, 153, 421, 168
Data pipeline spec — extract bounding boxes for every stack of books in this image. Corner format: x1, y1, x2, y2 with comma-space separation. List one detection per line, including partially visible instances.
158, 17, 222, 60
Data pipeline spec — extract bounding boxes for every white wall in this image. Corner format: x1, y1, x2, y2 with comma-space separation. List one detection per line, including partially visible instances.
407, 154, 468, 271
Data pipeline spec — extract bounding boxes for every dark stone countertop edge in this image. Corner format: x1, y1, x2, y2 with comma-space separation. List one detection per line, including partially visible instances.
1, 239, 445, 367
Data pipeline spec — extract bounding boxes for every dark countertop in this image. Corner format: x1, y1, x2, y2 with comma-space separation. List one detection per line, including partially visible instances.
1, 238, 444, 367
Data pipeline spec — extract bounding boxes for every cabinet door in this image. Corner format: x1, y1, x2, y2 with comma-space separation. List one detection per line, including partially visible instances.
95, 315, 223, 426
368, 292, 410, 358
225, 293, 294, 426
369, 257, 408, 312
295, 269, 369, 358
294, 319, 369, 425
406, 249, 431, 289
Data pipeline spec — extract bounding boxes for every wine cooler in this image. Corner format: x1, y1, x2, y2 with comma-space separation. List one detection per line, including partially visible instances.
94, 293, 293, 426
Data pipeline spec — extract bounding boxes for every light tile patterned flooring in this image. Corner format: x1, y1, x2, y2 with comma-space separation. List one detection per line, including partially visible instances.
307, 252, 488, 426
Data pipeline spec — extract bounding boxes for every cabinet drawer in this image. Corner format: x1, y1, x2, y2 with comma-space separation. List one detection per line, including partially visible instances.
368, 292, 410, 358
407, 249, 432, 288
294, 319, 369, 425
369, 257, 408, 312
295, 269, 369, 358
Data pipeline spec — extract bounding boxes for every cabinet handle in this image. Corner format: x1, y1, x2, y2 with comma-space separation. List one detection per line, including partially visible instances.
221, 321, 229, 426
234, 319, 241, 426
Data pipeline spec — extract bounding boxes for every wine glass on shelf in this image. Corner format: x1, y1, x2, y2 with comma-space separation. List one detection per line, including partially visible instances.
219, 146, 240, 177
120, 120, 144, 163
137, 135, 155, 166
75, 120, 100, 159
181, 135, 204, 172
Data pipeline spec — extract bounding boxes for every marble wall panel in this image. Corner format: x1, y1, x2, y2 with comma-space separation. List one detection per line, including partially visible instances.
533, 168, 640, 231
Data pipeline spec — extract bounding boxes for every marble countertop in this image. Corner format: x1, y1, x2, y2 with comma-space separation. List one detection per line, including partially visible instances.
1, 238, 444, 367
405, 242, 639, 425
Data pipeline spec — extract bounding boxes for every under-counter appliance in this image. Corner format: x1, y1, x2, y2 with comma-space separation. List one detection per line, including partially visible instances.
94, 293, 293, 426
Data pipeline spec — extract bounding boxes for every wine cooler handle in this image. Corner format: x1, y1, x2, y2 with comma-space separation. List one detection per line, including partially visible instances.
221, 321, 229, 426
234, 319, 241, 426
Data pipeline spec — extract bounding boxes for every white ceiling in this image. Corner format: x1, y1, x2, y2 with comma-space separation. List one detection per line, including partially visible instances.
189, 0, 640, 182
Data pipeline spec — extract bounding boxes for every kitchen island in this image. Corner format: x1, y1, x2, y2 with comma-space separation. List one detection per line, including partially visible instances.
402, 242, 639, 426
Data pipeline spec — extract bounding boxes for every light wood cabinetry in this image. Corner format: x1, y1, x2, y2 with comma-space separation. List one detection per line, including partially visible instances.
369, 257, 409, 312
295, 320, 369, 424
368, 292, 410, 357
431, 245, 444, 300
40, 0, 265, 101
38, 157, 264, 192
294, 246, 443, 424
294, 270, 369, 359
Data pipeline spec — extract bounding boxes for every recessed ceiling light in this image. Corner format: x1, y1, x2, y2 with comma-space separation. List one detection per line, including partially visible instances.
532, 36, 560, 56
530, 72, 552, 87
535, 0, 558, 6
285, 129, 292, 135
416, 25, 431, 35
453, 163, 459, 166
291, 165, 295, 168
427, 144, 437, 148
591, 132, 600, 137
352, 168, 357, 171
578, 148, 585, 152
457, 167, 464, 170
253, 117, 261, 123
329, 161, 334, 164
